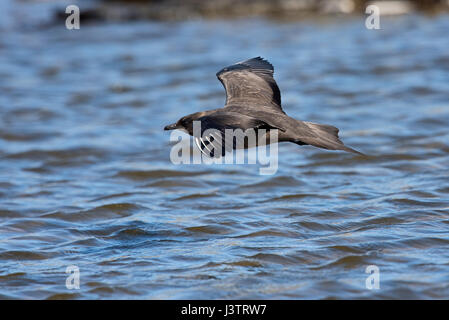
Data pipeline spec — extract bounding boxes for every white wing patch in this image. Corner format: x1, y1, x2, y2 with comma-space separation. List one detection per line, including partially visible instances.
194, 128, 262, 158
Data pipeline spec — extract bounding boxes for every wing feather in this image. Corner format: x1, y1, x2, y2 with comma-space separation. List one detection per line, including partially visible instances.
216, 57, 284, 114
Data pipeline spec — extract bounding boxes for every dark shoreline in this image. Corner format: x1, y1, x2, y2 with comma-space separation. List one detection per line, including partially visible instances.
56, 0, 449, 23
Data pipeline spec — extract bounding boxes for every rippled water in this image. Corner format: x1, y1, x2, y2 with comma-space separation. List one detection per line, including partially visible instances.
1, 11, 449, 299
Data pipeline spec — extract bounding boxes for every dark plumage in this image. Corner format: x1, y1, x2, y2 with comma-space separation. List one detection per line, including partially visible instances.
164, 57, 363, 156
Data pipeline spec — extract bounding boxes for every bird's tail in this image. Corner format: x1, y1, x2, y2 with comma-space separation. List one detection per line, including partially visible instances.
299, 121, 364, 155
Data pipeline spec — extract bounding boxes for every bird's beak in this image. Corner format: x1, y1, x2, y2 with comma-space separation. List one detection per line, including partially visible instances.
164, 123, 179, 131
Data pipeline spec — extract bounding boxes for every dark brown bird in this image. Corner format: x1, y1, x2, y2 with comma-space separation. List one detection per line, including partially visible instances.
164, 57, 362, 157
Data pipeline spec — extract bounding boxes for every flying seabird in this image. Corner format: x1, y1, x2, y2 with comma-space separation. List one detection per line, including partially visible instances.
164, 57, 362, 157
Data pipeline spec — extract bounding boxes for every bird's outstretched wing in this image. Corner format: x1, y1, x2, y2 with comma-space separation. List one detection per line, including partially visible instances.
216, 57, 284, 114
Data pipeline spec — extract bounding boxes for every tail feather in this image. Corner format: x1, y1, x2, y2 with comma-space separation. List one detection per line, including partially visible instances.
299, 121, 364, 155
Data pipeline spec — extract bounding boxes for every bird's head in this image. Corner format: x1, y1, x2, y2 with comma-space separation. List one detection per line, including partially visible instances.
164, 113, 201, 135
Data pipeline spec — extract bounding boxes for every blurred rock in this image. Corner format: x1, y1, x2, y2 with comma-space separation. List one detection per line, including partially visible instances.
320, 0, 356, 14
367, 1, 414, 15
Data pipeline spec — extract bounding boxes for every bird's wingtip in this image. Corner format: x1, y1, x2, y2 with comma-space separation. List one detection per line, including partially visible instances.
344, 146, 365, 156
